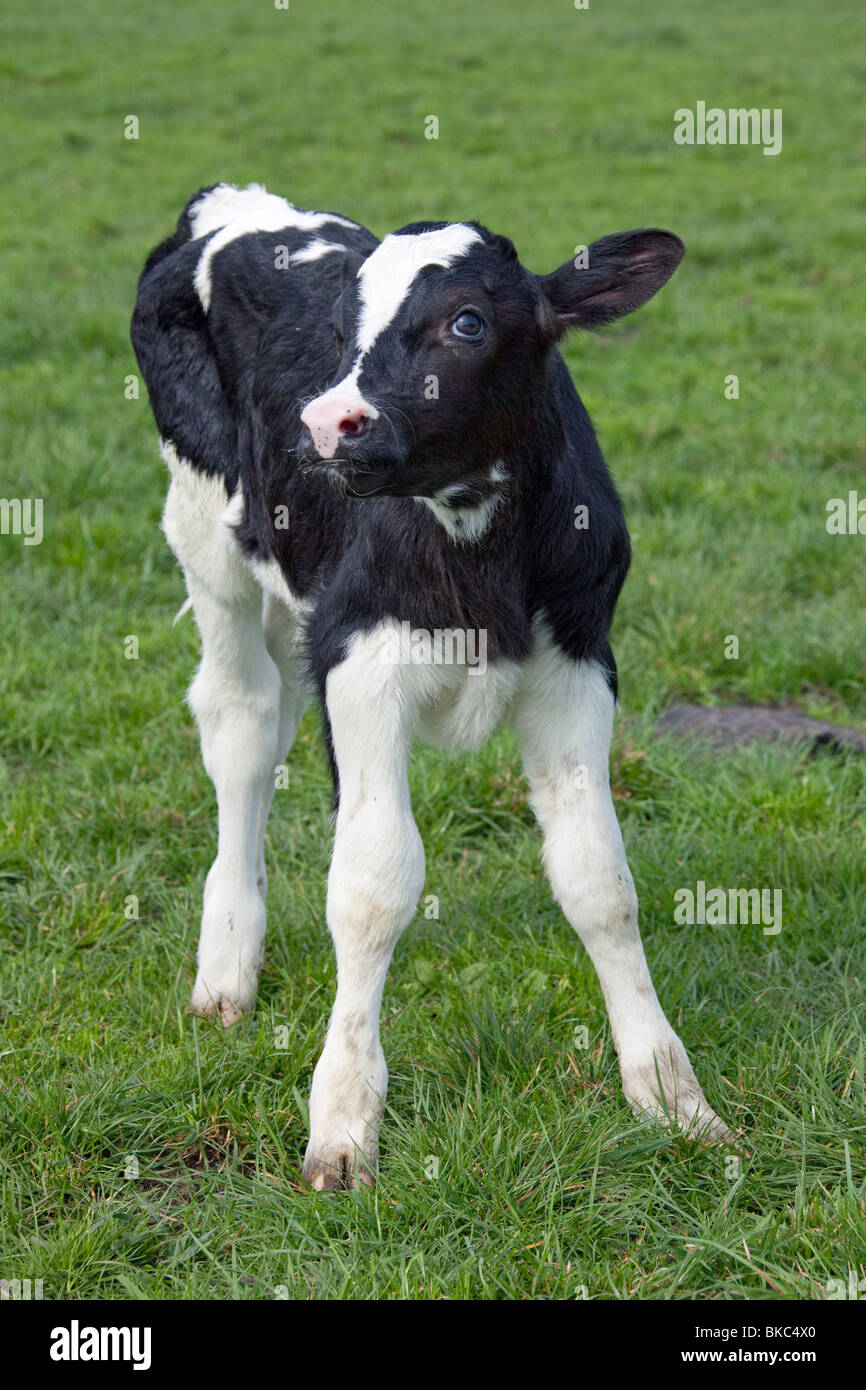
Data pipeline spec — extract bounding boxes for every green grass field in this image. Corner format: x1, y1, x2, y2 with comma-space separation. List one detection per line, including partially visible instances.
1, 0, 864, 1300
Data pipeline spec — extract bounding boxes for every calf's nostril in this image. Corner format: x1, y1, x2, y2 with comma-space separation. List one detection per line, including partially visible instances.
338, 415, 366, 437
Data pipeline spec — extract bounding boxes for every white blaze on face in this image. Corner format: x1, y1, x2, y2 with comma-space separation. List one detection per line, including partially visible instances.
354, 223, 482, 354
301, 223, 483, 459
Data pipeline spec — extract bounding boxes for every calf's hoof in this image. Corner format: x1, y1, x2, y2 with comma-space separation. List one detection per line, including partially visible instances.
621, 1035, 737, 1145
301, 1144, 377, 1192
190, 977, 256, 1027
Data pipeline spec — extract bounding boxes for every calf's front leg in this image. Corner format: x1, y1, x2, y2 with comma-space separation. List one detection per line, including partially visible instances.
302, 629, 425, 1190
514, 631, 731, 1142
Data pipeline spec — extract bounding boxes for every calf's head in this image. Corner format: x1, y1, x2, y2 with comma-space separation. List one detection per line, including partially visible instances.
299, 220, 684, 500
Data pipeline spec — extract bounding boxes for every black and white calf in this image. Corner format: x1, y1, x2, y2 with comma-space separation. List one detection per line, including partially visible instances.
132, 182, 729, 1189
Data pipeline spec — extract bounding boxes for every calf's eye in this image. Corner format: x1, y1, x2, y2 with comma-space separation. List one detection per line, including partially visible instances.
451, 310, 485, 340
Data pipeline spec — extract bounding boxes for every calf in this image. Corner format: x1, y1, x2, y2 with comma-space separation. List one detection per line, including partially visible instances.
131, 182, 729, 1189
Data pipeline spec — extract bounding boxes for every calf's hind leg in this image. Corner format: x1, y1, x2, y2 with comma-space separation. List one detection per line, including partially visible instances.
163, 465, 287, 1025
184, 573, 281, 1024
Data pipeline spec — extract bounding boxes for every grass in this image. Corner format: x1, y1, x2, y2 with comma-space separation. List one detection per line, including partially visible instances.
1, 0, 865, 1299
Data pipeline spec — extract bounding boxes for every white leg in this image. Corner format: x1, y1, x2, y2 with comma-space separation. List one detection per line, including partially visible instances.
162, 460, 309, 1025
514, 626, 730, 1141
185, 574, 281, 1024
302, 625, 426, 1189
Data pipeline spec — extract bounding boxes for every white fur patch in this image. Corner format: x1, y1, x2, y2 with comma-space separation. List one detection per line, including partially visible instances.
330, 618, 520, 752
289, 239, 347, 265
189, 183, 357, 312
160, 441, 254, 607
417, 656, 520, 749
221, 484, 245, 529
159, 441, 308, 618
421, 490, 500, 543
419, 463, 508, 544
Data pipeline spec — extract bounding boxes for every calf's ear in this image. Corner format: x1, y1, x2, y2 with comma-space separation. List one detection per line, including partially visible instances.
539, 229, 684, 333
